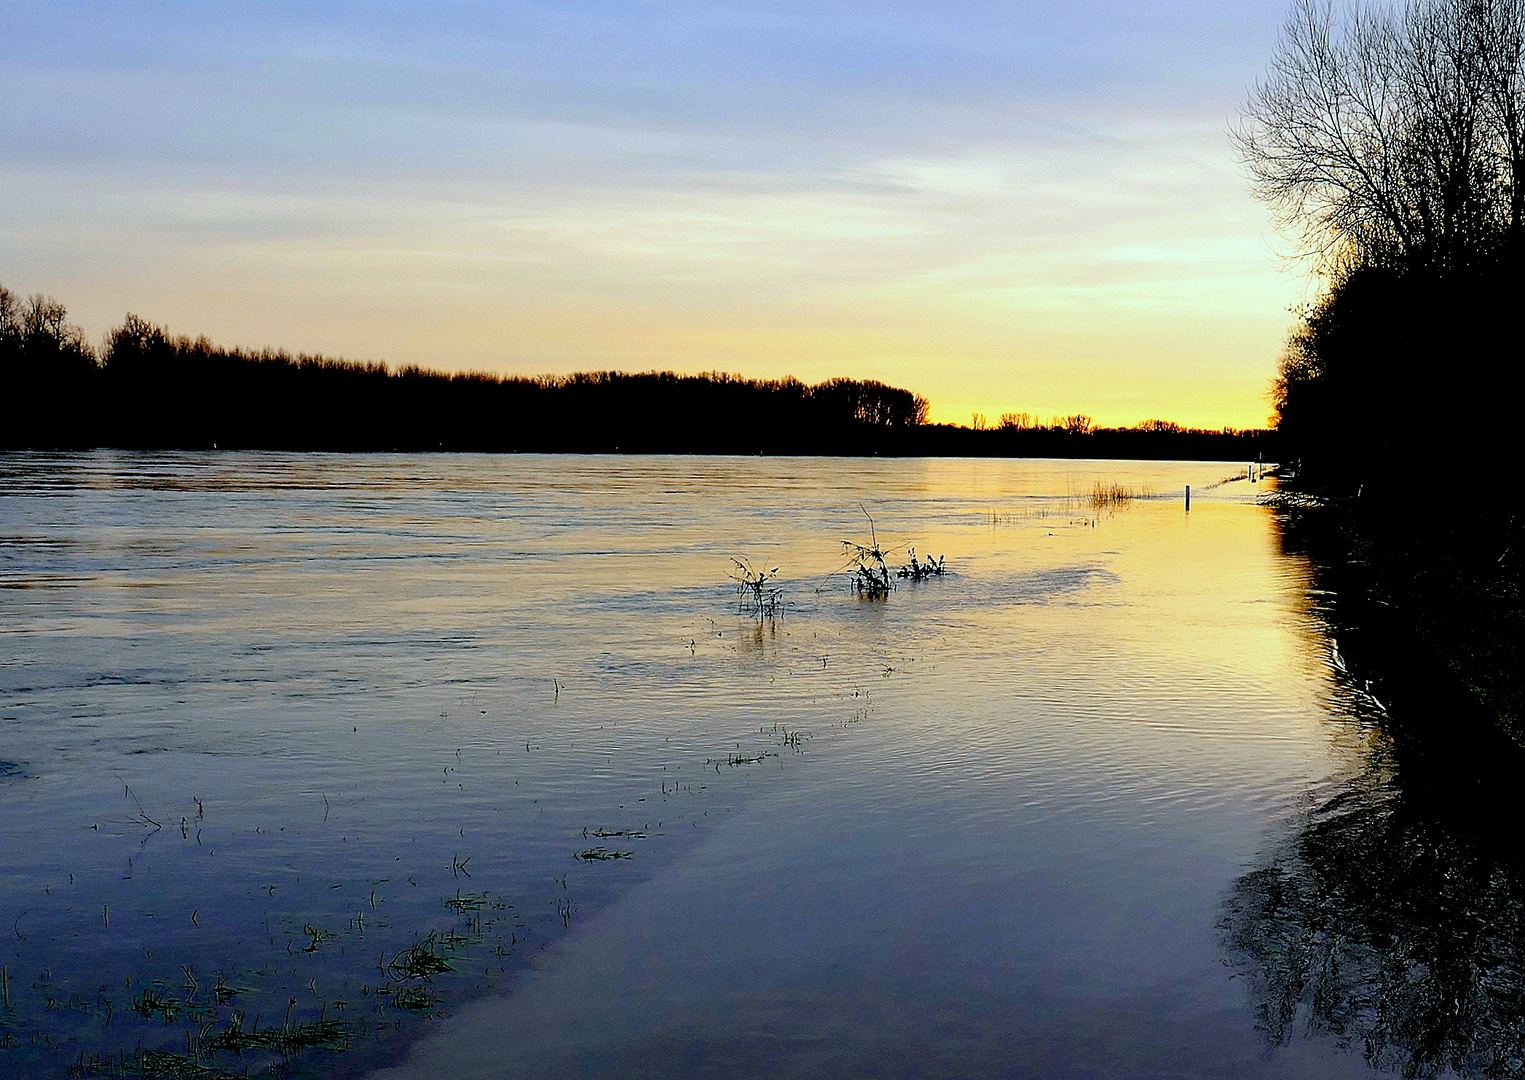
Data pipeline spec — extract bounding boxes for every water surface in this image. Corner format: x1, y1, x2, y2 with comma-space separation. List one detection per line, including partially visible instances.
0, 453, 1458, 1077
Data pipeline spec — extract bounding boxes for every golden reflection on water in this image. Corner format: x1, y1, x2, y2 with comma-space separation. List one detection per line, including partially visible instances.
780, 460, 1370, 802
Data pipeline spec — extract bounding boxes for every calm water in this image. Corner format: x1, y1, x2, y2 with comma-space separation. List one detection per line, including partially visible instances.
0, 452, 1512, 1079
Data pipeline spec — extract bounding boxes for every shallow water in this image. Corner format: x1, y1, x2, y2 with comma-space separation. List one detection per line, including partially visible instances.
0, 452, 1483, 1078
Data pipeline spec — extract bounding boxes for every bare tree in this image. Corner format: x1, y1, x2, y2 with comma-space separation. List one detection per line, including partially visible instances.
1238, 0, 1525, 276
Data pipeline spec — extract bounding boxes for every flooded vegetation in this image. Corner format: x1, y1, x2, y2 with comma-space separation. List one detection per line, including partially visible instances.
1, 452, 1518, 1078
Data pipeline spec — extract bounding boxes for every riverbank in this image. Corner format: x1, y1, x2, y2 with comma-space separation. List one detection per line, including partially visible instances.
1269, 487, 1525, 753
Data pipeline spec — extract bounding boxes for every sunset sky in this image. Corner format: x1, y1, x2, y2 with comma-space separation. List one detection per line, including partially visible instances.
1, 1, 1308, 428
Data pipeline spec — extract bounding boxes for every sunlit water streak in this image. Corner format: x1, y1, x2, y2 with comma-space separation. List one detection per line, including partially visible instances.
0, 452, 1399, 1078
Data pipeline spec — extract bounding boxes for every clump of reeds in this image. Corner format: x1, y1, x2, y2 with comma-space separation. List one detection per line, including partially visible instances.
442, 890, 503, 914
844, 543, 892, 596
764, 723, 810, 749
199, 1012, 352, 1054
841, 508, 947, 594
730, 557, 784, 619
1085, 481, 1152, 509
1258, 488, 1323, 508
841, 506, 895, 597
130, 987, 198, 1024
386, 935, 453, 981
987, 508, 1050, 525
379, 985, 438, 1011
704, 750, 778, 769
896, 547, 945, 580
110, 1048, 246, 1079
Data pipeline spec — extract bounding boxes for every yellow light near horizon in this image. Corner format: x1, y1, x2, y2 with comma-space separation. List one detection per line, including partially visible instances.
32, 124, 1298, 434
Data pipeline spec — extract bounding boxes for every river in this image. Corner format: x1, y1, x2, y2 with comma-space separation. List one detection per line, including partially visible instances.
1, 452, 1510, 1079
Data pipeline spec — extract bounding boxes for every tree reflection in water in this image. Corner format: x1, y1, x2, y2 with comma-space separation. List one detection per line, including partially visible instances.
1223, 712, 1525, 1078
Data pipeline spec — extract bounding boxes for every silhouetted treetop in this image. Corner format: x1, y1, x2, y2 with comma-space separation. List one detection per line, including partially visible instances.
1239, 0, 1525, 277
1, 285, 98, 447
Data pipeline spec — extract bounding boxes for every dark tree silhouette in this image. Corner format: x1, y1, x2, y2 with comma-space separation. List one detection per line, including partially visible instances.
1224, 502, 1525, 1076
1242, 0, 1525, 491
0, 286, 99, 448
1239, 0, 1525, 278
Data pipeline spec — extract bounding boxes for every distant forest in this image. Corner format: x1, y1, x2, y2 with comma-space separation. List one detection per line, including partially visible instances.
1, 286, 1270, 459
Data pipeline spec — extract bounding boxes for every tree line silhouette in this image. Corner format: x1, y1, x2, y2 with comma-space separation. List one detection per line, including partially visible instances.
1241, 0, 1525, 493
1, 286, 1270, 458
1, 294, 930, 453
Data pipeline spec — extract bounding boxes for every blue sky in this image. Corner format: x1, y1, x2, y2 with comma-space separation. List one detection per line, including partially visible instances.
1, 0, 1304, 426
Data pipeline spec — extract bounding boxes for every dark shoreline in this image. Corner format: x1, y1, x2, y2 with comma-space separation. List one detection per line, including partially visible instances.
1272, 489, 1525, 755
4, 429, 1275, 459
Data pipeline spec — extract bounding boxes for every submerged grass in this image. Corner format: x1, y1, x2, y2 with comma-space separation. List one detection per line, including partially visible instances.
88, 1048, 244, 1079
129, 988, 207, 1025
574, 847, 633, 861
441, 890, 503, 914
199, 1011, 351, 1054
705, 750, 778, 769
386, 935, 454, 982
376, 985, 439, 1011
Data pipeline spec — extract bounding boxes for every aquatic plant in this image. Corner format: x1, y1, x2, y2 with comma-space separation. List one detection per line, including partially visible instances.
841, 507, 896, 597
301, 923, 334, 953
101, 1048, 244, 1079
730, 557, 784, 619
574, 847, 633, 861
705, 750, 778, 769
386, 935, 454, 981
732, 559, 784, 618
764, 723, 809, 750
1084, 481, 1151, 510
377, 985, 439, 1011
130, 987, 202, 1024
199, 1010, 352, 1054
896, 547, 945, 581
840, 507, 946, 594
442, 890, 503, 913
210, 976, 241, 1006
